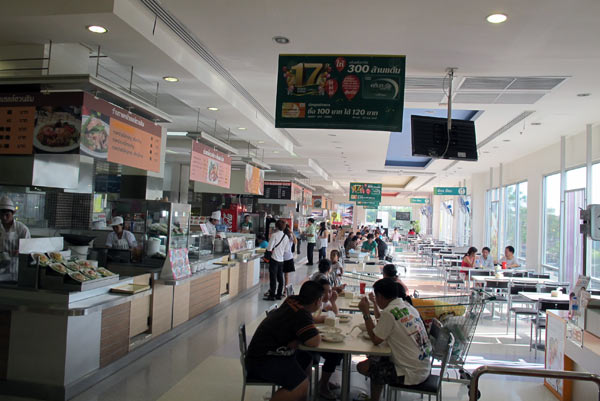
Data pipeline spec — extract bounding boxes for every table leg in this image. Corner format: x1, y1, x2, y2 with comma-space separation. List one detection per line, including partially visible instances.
340, 353, 352, 401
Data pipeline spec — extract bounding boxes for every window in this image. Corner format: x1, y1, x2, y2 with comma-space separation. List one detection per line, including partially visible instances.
365, 206, 412, 230
485, 189, 500, 260
501, 182, 527, 261
591, 163, 600, 289
439, 200, 454, 244
504, 184, 517, 251
543, 173, 561, 270
456, 196, 471, 247
518, 182, 528, 259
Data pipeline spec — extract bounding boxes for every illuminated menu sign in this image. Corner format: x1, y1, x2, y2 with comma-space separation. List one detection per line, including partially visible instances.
190, 141, 232, 188
264, 181, 292, 200
82, 93, 162, 173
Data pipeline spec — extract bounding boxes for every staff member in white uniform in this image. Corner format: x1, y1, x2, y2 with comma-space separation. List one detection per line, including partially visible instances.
205, 218, 217, 236
0, 196, 30, 281
105, 217, 137, 250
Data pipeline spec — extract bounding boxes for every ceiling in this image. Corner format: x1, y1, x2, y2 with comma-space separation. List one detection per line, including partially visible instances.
1, 0, 600, 196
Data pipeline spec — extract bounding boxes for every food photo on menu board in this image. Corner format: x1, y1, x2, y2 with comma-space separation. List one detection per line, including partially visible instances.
34, 105, 82, 154
80, 106, 110, 158
190, 141, 232, 189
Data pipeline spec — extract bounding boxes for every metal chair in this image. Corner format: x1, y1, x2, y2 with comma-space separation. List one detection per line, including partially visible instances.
528, 273, 551, 279
285, 283, 294, 296
506, 283, 538, 340
484, 280, 509, 318
238, 324, 277, 401
386, 332, 455, 401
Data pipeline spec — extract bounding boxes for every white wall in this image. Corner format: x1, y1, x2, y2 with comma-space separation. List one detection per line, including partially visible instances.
470, 124, 600, 270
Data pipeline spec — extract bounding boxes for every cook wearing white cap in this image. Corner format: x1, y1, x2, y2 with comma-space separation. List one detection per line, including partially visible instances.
105, 216, 137, 250
0, 196, 31, 281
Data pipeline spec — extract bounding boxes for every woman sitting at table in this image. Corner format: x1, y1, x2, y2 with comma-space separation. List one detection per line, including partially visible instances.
357, 279, 432, 401
460, 247, 477, 274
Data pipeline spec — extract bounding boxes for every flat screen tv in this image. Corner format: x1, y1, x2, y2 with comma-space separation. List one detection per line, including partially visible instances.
411, 115, 478, 161
396, 212, 411, 221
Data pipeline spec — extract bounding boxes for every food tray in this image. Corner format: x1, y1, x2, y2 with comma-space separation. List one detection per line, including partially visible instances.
40, 269, 120, 292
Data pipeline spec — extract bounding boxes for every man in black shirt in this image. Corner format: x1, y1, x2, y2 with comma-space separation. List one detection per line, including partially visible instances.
375, 236, 388, 260
246, 281, 323, 401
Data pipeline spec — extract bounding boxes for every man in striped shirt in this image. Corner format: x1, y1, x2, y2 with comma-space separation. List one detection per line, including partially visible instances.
246, 281, 324, 401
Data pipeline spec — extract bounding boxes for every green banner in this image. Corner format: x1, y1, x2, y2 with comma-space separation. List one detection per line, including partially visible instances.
349, 182, 382, 203
356, 200, 380, 208
275, 54, 406, 131
410, 197, 430, 204
433, 187, 467, 196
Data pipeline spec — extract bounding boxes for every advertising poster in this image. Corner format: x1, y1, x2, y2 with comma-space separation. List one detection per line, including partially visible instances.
341, 204, 354, 226
312, 195, 324, 208
244, 164, 264, 195
169, 248, 191, 280
0, 92, 83, 155
303, 188, 313, 205
276, 54, 405, 131
349, 182, 382, 203
544, 313, 572, 400
190, 141, 232, 188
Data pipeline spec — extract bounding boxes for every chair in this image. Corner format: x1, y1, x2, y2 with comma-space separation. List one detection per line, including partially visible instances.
484, 280, 509, 318
386, 332, 455, 401
238, 324, 277, 401
265, 303, 278, 317
530, 300, 569, 358
506, 282, 538, 340
528, 273, 551, 279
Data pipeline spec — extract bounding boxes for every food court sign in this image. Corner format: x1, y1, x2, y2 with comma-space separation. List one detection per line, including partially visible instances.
190, 142, 232, 189
349, 182, 382, 203
275, 54, 406, 131
433, 187, 467, 196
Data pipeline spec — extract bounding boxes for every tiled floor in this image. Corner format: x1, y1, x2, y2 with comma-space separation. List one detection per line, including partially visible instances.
0, 250, 562, 401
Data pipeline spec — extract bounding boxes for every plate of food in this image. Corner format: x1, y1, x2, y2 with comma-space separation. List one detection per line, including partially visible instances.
322, 333, 345, 343
49, 252, 64, 262
33, 120, 80, 153
82, 268, 101, 280
49, 263, 67, 275
64, 261, 80, 271
76, 260, 94, 268
316, 325, 342, 334
31, 252, 50, 266
97, 267, 116, 277
80, 111, 109, 158
68, 271, 89, 282
338, 314, 352, 323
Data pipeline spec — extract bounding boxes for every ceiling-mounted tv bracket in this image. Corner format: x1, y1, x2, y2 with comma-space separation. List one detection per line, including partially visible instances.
445, 67, 457, 133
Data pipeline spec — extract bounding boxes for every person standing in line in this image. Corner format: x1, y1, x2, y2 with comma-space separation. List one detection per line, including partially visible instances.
318, 222, 329, 262
283, 224, 297, 294
294, 226, 302, 255
264, 219, 290, 301
305, 218, 316, 266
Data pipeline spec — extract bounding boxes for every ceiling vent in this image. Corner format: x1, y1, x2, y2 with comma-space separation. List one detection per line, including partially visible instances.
459, 76, 567, 91
405, 92, 445, 102
405, 77, 446, 90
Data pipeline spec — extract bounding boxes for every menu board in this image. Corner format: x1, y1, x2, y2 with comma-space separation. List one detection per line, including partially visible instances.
340, 204, 354, 226
291, 183, 303, 202
169, 248, 191, 280
82, 93, 162, 172
264, 181, 292, 200
349, 182, 382, 203
244, 164, 264, 195
190, 141, 232, 188
396, 211, 411, 221
276, 54, 406, 131
0, 92, 83, 155
303, 188, 313, 205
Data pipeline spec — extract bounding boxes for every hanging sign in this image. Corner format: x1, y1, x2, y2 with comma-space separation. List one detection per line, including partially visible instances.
276, 54, 406, 131
349, 182, 382, 203
244, 164, 264, 195
190, 141, 232, 188
433, 187, 467, 196
303, 188, 313, 205
264, 181, 292, 200
410, 197, 430, 204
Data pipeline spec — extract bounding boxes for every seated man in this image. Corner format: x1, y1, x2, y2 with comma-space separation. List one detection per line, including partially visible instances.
310, 258, 334, 286
478, 246, 494, 269
361, 234, 377, 255
498, 245, 520, 268
357, 279, 432, 401
311, 278, 343, 399
245, 281, 323, 401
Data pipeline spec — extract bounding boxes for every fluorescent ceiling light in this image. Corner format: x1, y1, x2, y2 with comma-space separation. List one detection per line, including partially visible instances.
163, 76, 179, 82
237, 127, 247, 130
87, 25, 108, 33
486, 13, 507, 24
258, 140, 265, 144
167, 131, 188, 136
192, 131, 238, 154
207, 107, 219, 111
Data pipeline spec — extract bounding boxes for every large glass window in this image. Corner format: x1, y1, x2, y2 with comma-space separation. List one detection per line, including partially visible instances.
518, 182, 528, 258
439, 200, 454, 244
485, 189, 500, 260
543, 173, 561, 270
501, 182, 528, 261
590, 163, 600, 289
504, 184, 517, 251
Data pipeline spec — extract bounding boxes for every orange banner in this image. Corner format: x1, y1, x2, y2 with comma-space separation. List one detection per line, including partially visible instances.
107, 119, 161, 173
244, 164, 264, 195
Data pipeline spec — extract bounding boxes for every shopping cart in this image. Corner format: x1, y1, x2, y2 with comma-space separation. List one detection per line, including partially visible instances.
413, 290, 493, 394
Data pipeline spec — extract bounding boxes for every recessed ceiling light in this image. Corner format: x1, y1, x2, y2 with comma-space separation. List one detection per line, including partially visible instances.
336, 146, 342, 149
163, 76, 179, 82
237, 127, 247, 130
577, 93, 591, 97
328, 134, 336, 137
273, 36, 290, 44
273, 150, 279, 154
207, 107, 219, 111
503, 139, 511, 142
258, 140, 265, 144
486, 13, 508, 24
87, 25, 108, 34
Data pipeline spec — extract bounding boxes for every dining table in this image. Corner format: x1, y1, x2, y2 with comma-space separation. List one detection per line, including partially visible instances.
518, 291, 600, 302
300, 313, 391, 401
335, 294, 374, 312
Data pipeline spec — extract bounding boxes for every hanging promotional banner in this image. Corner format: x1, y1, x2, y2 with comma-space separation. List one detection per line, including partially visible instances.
410, 197, 430, 204
244, 164, 264, 195
433, 187, 467, 196
275, 54, 406, 131
190, 141, 232, 188
82, 93, 162, 172
349, 182, 382, 203
340, 204, 354, 226
291, 183, 303, 203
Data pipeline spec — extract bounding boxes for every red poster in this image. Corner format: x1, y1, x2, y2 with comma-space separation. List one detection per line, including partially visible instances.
190, 141, 232, 188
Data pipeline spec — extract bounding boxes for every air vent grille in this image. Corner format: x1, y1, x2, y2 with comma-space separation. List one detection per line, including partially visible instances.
405, 77, 446, 90
405, 92, 445, 103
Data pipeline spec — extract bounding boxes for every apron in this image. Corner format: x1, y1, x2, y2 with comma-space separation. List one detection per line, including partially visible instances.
1, 230, 20, 280
114, 234, 130, 250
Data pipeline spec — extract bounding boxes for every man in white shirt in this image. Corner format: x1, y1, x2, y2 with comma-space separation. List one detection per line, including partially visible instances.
205, 217, 217, 236
478, 246, 494, 269
498, 245, 520, 268
105, 216, 137, 250
357, 279, 432, 401
265, 219, 290, 301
